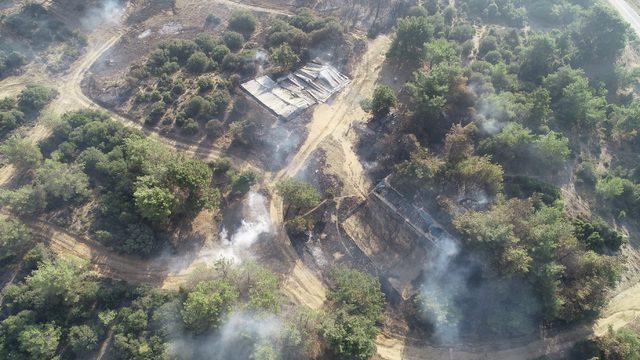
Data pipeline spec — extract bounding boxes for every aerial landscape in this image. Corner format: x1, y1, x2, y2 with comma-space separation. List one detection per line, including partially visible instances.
1, 0, 640, 359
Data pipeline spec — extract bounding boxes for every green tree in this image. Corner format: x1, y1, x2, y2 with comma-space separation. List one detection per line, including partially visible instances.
3, 257, 95, 311
34, 159, 90, 202
17, 84, 57, 114
133, 176, 176, 223
519, 34, 559, 83
18, 323, 61, 359
231, 170, 259, 195
532, 131, 570, 171
526, 88, 551, 129
270, 44, 299, 71
322, 309, 379, 360
322, 267, 384, 360
454, 155, 504, 197
368, 85, 397, 118
328, 267, 385, 323
388, 16, 434, 60
222, 31, 245, 52
575, 5, 628, 64
68, 325, 98, 355
181, 279, 238, 334
0, 218, 32, 262
423, 38, 459, 67
228, 11, 257, 38
0, 136, 42, 169
276, 179, 322, 217
186, 51, 210, 74
0, 185, 47, 215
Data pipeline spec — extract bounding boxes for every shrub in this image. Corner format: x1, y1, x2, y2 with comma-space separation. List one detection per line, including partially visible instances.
182, 119, 199, 135
205, 14, 221, 28
146, 101, 166, 125
576, 161, 597, 185
197, 77, 214, 93
17, 84, 57, 114
369, 85, 397, 118
270, 44, 299, 71
205, 119, 224, 139
227, 11, 257, 38
184, 96, 210, 119
0, 218, 32, 262
68, 325, 98, 354
186, 51, 210, 74
211, 44, 231, 63
222, 31, 245, 52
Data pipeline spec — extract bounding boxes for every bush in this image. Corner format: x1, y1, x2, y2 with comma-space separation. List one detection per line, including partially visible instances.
184, 96, 210, 119
159, 39, 198, 64
369, 85, 397, 118
208, 90, 230, 116
195, 34, 219, 55
197, 77, 215, 92
228, 11, 257, 38
211, 44, 231, 63
205, 14, 221, 28
573, 219, 626, 253
146, 101, 166, 125
0, 218, 32, 262
182, 119, 199, 135
576, 161, 597, 185
186, 51, 210, 74
17, 84, 57, 114
205, 119, 224, 139
270, 44, 299, 71
0, 136, 43, 169
222, 31, 245, 52
68, 325, 98, 354
181, 279, 238, 334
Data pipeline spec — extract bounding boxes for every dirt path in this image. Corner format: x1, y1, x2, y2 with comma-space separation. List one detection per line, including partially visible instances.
266, 35, 394, 310
16, 211, 638, 360
215, 0, 291, 15
275, 35, 391, 185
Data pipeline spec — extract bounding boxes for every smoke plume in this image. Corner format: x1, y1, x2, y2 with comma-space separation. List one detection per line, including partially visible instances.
80, 0, 125, 29
164, 310, 283, 360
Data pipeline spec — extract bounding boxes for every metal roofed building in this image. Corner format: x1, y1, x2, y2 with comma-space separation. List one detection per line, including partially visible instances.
241, 61, 350, 119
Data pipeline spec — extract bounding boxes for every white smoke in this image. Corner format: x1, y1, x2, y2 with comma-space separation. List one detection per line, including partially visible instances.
478, 115, 505, 135
166, 311, 282, 360
80, 0, 125, 29
215, 192, 273, 263
419, 236, 465, 344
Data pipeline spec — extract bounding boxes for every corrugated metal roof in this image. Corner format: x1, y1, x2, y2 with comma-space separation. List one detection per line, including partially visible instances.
241, 61, 350, 119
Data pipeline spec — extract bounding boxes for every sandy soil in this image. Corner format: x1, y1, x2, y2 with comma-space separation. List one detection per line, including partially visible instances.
275, 35, 391, 184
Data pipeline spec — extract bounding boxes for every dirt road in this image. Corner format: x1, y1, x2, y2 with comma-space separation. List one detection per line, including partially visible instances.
275, 35, 391, 187
15, 211, 638, 360
608, 0, 640, 36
